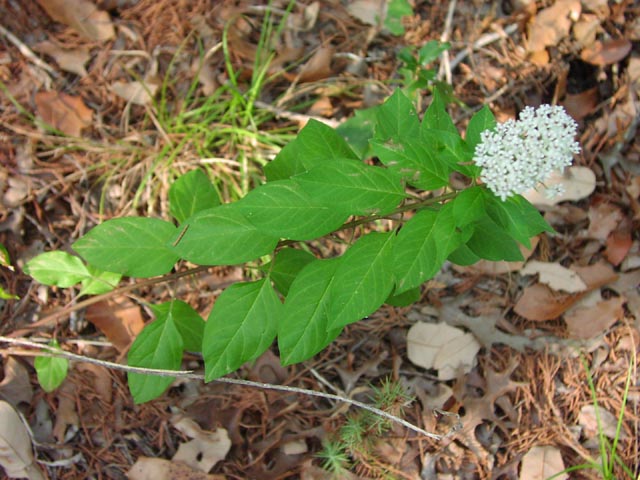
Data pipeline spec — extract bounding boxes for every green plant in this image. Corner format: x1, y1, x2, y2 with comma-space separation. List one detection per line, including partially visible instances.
548, 353, 635, 480
24, 89, 579, 404
396, 40, 450, 98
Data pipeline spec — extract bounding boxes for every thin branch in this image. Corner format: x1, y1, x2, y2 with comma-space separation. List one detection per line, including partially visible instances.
0, 336, 447, 440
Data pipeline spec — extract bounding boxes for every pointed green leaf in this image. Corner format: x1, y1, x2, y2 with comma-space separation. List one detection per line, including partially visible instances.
265, 119, 358, 181
447, 243, 481, 266
329, 232, 396, 328
128, 316, 184, 403
73, 217, 179, 278
294, 160, 406, 216
393, 204, 466, 293
485, 194, 554, 248
278, 258, 342, 365
150, 300, 205, 352
79, 266, 121, 296
466, 217, 523, 261
371, 138, 450, 190
418, 40, 450, 65
465, 105, 496, 151
24, 251, 90, 287
385, 286, 421, 307
204, 279, 281, 381
169, 169, 220, 224
171, 204, 279, 265
384, 0, 412, 35
422, 89, 457, 134
34, 340, 68, 392
451, 186, 490, 227
374, 89, 420, 143
236, 180, 348, 240
336, 106, 379, 159
267, 248, 317, 296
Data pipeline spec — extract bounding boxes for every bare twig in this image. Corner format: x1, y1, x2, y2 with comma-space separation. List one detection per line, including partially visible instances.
437, 0, 457, 84
0, 336, 446, 440
0, 25, 57, 76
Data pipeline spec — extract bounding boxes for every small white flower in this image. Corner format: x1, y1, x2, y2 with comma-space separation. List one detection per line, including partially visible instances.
473, 105, 580, 201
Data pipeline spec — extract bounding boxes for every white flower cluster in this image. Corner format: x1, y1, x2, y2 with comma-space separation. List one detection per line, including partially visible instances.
473, 105, 581, 201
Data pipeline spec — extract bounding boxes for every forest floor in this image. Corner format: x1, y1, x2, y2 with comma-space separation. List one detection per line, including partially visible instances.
0, 0, 639, 479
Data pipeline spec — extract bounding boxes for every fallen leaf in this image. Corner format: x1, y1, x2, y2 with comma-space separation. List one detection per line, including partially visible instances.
564, 295, 625, 339
347, 0, 385, 27
170, 415, 231, 473
52, 379, 79, 443
36, 0, 115, 41
580, 39, 632, 66
514, 284, 577, 321
0, 357, 33, 407
0, 401, 46, 480
562, 87, 599, 121
75, 363, 112, 402
578, 404, 628, 440
282, 439, 308, 455
527, 0, 581, 52
406, 322, 480, 380
127, 457, 225, 480
572, 15, 600, 46
85, 297, 144, 352
519, 445, 567, 480
520, 261, 588, 293
289, 46, 334, 83
571, 261, 618, 289
111, 80, 160, 106
609, 269, 640, 321
523, 167, 596, 206
34, 91, 93, 137
605, 228, 633, 266
32, 41, 90, 76
587, 201, 623, 241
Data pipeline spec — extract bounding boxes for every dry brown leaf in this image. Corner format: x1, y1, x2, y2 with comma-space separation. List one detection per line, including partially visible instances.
32, 41, 90, 76
514, 284, 577, 321
0, 357, 33, 408
111, 80, 160, 106
571, 261, 618, 289
578, 404, 628, 440
564, 295, 625, 339
605, 229, 633, 266
292, 46, 334, 83
406, 323, 480, 380
0, 401, 46, 480
36, 0, 115, 41
75, 363, 112, 402
85, 297, 144, 351
519, 445, 567, 480
580, 39, 632, 66
520, 261, 588, 293
127, 457, 225, 480
170, 416, 231, 473
572, 15, 601, 46
523, 167, 596, 206
587, 201, 623, 241
527, 0, 581, 52
562, 87, 599, 121
34, 91, 93, 137
52, 379, 79, 443
347, 0, 385, 27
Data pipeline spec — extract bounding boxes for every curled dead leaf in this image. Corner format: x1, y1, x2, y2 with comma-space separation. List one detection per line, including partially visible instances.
36, 0, 115, 42
564, 295, 625, 339
520, 261, 588, 293
34, 91, 93, 137
33, 41, 90, 77
523, 167, 596, 207
85, 297, 144, 352
527, 0, 581, 52
514, 283, 577, 321
111, 80, 160, 106
580, 39, 632, 66
519, 445, 567, 480
0, 401, 46, 480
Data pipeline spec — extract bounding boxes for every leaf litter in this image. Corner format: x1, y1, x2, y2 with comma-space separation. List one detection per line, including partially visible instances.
1, 0, 639, 478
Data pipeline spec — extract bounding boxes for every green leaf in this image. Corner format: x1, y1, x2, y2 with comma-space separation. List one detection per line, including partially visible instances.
374, 90, 420, 143
418, 40, 450, 65
0, 286, 18, 300
393, 204, 466, 293
384, 0, 412, 35
422, 130, 477, 177
150, 300, 205, 352
203, 279, 282, 381
171, 204, 279, 265
466, 217, 523, 261
0, 243, 12, 269
294, 160, 406, 216
34, 340, 68, 392
79, 266, 121, 296
371, 138, 450, 190
278, 258, 342, 365
169, 169, 220, 224
24, 251, 89, 287
268, 248, 317, 296
73, 217, 180, 278
128, 316, 184, 403
465, 105, 496, 151
265, 119, 359, 181
385, 286, 421, 307
485, 194, 554, 248
328, 232, 396, 329
422, 89, 457, 134
336, 106, 379, 159
447, 243, 480, 266
451, 186, 490, 227
236, 180, 348, 240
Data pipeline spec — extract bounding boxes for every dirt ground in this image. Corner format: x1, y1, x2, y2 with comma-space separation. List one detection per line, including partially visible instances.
0, 0, 639, 479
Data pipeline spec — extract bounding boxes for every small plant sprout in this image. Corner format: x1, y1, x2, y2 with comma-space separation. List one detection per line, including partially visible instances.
473, 104, 580, 201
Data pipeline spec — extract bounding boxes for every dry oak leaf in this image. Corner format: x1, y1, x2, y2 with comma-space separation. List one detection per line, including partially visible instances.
170, 415, 231, 473
32, 41, 90, 77
564, 294, 625, 339
85, 297, 144, 351
0, 401, 46, 480
519, 445, 567, 480
523, 167, 596, 207
36, 0, 115, 42
34, 91, 93, 137
520, 261, 587, 293
587, 201, 623, 241
407, 323, 480, 380
580, 39, 632, 66
0, 357, 33, 407
111, 80, 160, 106
127, 457, 225, 480
578, 404, 628, 440
527, 0, 581, 52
